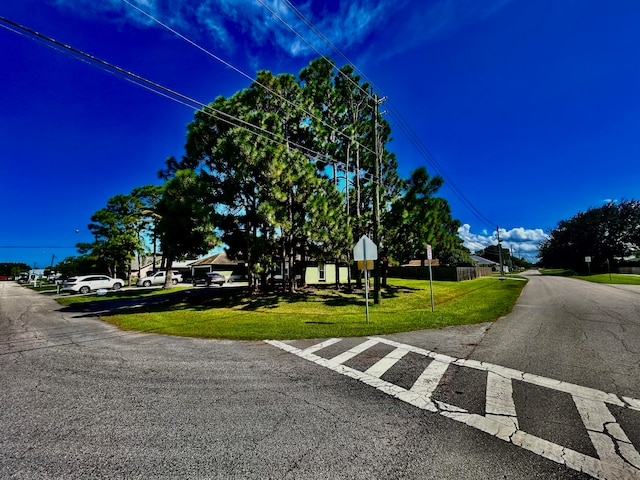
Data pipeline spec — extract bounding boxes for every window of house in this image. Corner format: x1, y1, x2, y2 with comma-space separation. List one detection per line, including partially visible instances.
318, 262, 326, 282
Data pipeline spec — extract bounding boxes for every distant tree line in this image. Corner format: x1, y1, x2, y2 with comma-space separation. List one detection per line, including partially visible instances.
58, 58, 471, 291
0, 262, 30, 277
538, 200, 640, 272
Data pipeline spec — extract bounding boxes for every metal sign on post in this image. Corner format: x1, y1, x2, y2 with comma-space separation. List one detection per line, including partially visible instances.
585, 256, 592, 275
353, 235, 378, 262
357, 260, 374, 270
353, 235, 378, 323
427, 244, 435, 312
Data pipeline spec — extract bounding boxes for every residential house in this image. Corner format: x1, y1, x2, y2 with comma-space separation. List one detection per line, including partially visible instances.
189, 252, 247, 283
189, 252, 351, 286
470, 254, 509, 273
300, 260, 350, 285
131, 255, 197, 280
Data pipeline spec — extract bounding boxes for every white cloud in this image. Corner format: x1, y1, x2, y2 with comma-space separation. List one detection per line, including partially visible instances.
499, 227, 547, 243
48, 0, 514, 61
458, 224, 548, 262
457, 223, 492, 252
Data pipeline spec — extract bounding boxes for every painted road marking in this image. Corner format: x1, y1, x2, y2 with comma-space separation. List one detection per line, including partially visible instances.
325, 338, 379, 367
266, 337, 640, 480
365, 346, 409, 377
486, 371, 519, 429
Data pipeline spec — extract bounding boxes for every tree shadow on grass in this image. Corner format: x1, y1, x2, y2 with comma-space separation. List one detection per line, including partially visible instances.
59, 283, 420, 317
59, 287, 246, 315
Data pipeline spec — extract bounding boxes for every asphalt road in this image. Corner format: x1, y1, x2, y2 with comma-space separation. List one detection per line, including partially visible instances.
1, 272, 639, 479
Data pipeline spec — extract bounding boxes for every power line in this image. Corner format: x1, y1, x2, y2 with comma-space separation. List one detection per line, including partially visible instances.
0, 15, 371, 181
273, 2, 497, 229
121, 0, 376, 159
0, 246, 77, 249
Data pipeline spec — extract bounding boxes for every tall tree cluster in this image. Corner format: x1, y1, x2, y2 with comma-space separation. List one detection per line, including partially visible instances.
162, 58, 466, 292
76, 194, 145, 279
69, 187, 163, 282
538, 200, 640, 272
384, 167, 470, 266
69, 58, 469, 290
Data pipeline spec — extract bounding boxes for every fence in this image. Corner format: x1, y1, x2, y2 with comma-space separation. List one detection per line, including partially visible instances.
388, 266, 493, 282
619, 266, 640, 275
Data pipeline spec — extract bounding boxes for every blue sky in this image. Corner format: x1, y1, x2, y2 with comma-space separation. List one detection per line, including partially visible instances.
1, 0, 639, 267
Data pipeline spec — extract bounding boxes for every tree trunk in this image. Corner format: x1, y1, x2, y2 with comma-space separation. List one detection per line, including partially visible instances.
382, 256, 388, 288
287, 186, 296, 294
299, 243, 308, 288
288, 253, 296, 293
163, 253, 174, 289
152, 228, 158, 270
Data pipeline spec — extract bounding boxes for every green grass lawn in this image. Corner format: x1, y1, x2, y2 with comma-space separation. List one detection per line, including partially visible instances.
64, 277, 526, 340
539, 268, 576, 276
571, 273, 640, 284
22, 283, 61, 294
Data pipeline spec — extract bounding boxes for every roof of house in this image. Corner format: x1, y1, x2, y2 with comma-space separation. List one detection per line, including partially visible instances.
470, 255, 497, 265
131, 256, 197, 271
190, 251, 244, 266
171, 259, 198, 269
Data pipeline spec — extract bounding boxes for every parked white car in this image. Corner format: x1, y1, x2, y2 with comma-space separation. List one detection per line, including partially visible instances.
61, 275, 124, 294
136, 271, 183, 287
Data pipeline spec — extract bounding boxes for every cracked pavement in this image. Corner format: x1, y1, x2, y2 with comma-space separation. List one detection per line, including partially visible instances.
1, 271, 639, 479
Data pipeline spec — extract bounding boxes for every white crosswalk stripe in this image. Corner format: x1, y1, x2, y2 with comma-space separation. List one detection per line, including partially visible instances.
486, 371, 519, 429
365, 346, 410, 377
266, 337, 640, 480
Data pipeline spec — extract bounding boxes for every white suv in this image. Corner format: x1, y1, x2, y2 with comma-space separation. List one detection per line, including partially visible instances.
136, 271, 183, 287
61, 275, 124, 294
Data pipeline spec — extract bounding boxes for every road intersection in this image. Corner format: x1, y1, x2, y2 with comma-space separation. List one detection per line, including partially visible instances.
1, 272, 639, 478
268, 335, 640, 479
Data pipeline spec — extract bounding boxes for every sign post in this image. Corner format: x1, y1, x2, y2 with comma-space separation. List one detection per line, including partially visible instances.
353, 235, 378, 324
427, 244, 435, 312
585, 256, 592, 275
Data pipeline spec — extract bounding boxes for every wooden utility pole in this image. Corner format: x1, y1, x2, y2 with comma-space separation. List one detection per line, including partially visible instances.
496, 226, 504, 277
372, 90, 382, 304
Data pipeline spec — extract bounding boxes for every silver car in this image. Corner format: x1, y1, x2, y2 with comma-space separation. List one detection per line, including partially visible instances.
136, 271, 183, 287
61, 275, 124, 294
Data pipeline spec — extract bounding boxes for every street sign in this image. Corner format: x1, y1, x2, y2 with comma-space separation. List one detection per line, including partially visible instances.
426, 244, 432, 261
353, 235, 378, 324
353, 235, 378, 261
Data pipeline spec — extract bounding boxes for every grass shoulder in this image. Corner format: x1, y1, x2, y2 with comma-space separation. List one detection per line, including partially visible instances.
55, 277, 527, 340
540, 269, 640, 285
539, 268, 575, 276
572, 273, 640, 284
21, 283, 61, 295
55, 286, 191, 305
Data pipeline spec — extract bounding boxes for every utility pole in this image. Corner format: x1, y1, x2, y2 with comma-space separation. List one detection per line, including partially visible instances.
496, 226, 504, 277
372, 90, 385, 304
509, 244, 514, 272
